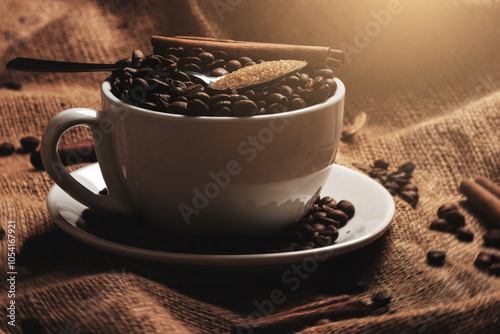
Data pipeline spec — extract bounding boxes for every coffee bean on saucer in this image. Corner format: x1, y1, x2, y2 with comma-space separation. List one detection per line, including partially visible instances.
429, 218, 449, 232
474, 252, 493, 270
0, 142, 15, 156
20, 136, 40, 151
371, 290, 392, 308
437, 203, 459, 219
427, 250, 446, 266
317, 217, 340, 228
456, 227, 474, 242
483, 229, 500, 248
296, 222, 318, 240
327, 210, 348, 227
337, 200, 355, 219
318, 196, 335, 206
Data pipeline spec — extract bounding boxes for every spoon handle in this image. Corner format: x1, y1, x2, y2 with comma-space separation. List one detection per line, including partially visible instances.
6, 57, 125, 72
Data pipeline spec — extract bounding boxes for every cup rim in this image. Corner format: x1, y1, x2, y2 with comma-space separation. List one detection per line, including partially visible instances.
102, 76, 345, 121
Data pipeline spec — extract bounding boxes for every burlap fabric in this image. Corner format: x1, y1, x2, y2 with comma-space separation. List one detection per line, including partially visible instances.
1, 0, 500, 333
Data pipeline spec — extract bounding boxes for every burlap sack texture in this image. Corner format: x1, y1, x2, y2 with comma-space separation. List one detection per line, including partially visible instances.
1, 0, 499, 333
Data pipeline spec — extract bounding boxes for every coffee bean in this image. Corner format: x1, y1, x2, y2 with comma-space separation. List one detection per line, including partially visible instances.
427, 250, 446, 266
178, 56, 202, 68
30, 151, 44, 170
371, 290, 392, 308
317, 217, 340, 228
225, 60, 242, 72
204, 59, 226, 71
166, 101, 188, 114
198, 52, 215, 66
165, 47, 185, 58
132, 49, 145, 66
275, 85, 294, 97
474, 252, 493, 269
229, 94, 248, 103
303, 214, 315, 224
313, 68, 335, 79
232, 100, 258, 116
283, 75, 300, 88
172, 96, 188, 103
186, 92, 210, 103
456, 227, 474, 242
265, 93, 288, 105
142, 55, 162, 69
437, 203, 459, 218
327, 209, 348, 227
267, 102, 287, 114
287, 97, 306, 111
212, 50, 228, 61
312, 76, 325, 90
296, 222, 318, 239
20, 136, 40, 151
211, 67, 229, 77
483, 229, 500, 248
207, 94, 231, 106
188, 99, 210, 116
374, 159, 390, 170
0, 226, 5, 239
312, 223, 325, 232
489, 263, 500, 276
99, 188, 108, 195
315, 235, 332, 246
238, 56, 253, 65
213, 106, 232, 116
400, 183, 418, 192
320, 225, 339, 241
243, 90, 256, 100
337, 200, 355, 219
211, 100, 232, 113
184, 63, 203, 73
400, 190, 419, 208
429, 218, 449, 231
0, 142, 15, 156
442, 210, 465, 229
313, 211, 327, 221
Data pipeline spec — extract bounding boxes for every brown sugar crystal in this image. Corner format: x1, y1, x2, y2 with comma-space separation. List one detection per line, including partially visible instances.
211, 59, 307, 89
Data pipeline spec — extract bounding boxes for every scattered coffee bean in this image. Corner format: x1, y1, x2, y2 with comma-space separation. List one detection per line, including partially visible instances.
20, 136, 40, 151
1, 81, 22, 90
455, 227, 474, 242
430, 218, 449, 232
30, 151, 44, 170
489, 263, 500, 276
483, 229, 500, 248
0, 226, 5, 240
474, 252, 493, 270
374, 159, 389, 170
0, 142, 15, 156
427, 250, 446, 266
442, 210, 466, 229
371, 290, 392, 308
437, 203, 459, 218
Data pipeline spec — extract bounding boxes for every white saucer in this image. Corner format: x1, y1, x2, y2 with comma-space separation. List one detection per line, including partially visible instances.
47, 163, 394, 269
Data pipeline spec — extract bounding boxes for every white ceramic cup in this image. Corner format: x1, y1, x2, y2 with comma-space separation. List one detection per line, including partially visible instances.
42, 78, 345, 236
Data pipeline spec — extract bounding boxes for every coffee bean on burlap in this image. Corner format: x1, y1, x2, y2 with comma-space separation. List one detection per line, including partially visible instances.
474, 252, 493, 270
437, 203, 459, 218
0, 226, 5, 239
489, 264, 500, 276
456, 227, 474, 242
483, 229, 500, 248
20, 136, 40, 151
442, 210, 466, 229
0, 142, 15, 156
374, 159, 390, 170
430, 218, 450, 232
427, 250, 446, 266
30, 151, 44, 170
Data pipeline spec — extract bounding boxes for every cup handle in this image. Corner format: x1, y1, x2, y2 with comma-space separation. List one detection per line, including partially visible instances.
41, 108, 134, 215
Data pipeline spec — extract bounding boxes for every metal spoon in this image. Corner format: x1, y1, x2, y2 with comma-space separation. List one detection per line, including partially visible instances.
6, 57, 308, 91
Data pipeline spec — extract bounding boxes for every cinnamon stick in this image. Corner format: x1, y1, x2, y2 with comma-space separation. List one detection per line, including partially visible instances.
476, 176, 500, 199
460, 179, 500, 227
231, 295, 368, 334
151, 35, 344, 69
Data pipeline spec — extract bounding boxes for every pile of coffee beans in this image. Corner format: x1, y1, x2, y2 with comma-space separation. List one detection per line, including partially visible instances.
429, 203, 474, 242
80, 195, 354, 255
353, 160, 419, 208
108, 49, 338, 116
